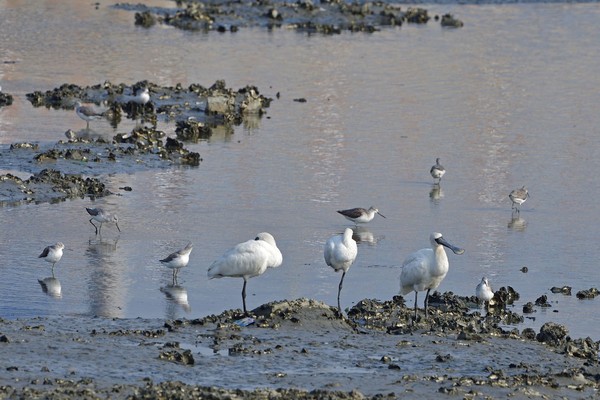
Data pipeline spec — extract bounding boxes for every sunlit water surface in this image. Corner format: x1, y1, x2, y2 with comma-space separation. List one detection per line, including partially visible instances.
1, 0, 599, 340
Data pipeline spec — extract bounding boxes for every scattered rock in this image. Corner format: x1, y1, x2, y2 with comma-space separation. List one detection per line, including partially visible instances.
440, 13, 464, 28
551, 286, 572, 295
576, 288, 599, 299
536, 322, 568, 347
0, 91, 13, 107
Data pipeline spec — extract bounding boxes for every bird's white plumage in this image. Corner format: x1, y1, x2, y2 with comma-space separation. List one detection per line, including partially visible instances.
509, 186, 529, 210
337, 206, 385, 225
208, 232, 282, 280
399, 232, 464, 318
86, 207, 120, 234
39, 242, 64, 269
324, 228, 358, 273
161, 242, 193, 270
324, 228, 358, 313
430, 158, 446, 183
208, 232, 282, 314
476, 277, 494, 303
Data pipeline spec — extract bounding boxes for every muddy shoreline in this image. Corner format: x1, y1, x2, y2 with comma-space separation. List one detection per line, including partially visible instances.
1, 295, 599, 398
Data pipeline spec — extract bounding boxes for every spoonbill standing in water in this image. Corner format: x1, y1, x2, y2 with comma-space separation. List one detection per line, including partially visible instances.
509, 186, 529, 212
476, 277, 494, 305
208, 232, 283, 316
38, 242, 65, 275
400, 232, 464, 320
337, 206, 386, 225
160, 242, 193, 284
85, 207, 121, 235
324, 228, 358, 314
430, 158, 446, 184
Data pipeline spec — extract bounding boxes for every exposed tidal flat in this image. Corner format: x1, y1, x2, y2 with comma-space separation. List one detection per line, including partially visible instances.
2, 0, 600, 398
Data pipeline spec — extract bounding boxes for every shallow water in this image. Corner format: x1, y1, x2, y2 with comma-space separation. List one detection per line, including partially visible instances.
1, 0, 599, 340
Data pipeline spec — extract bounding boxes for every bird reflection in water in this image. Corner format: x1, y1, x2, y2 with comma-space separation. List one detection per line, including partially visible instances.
351, 226, 379, 245
508, 214, 527, 232
160, 284, 191, 318
85, 236, 123, 318
38, 277, 62, 298
429, 185, 444, 204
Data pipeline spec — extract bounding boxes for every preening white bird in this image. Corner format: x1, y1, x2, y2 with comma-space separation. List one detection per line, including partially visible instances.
430, 158, 446, 184
160, 242, 193, 284
324, 228, 358, 314
38, 242, 65, 275
337, 206, 386, 225
399, 232, 464, 320
208, 232, 283, 316
509, 186, 529, 212
476, 277, 494, 304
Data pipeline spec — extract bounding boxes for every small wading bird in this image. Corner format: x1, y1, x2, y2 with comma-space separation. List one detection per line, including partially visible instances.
430, 158, 446, 184
400, 232, 464, 321
324, 228, 358, 314
509, 186, 529, 212
38, 242, 65, 275
476, 277, 494, 306
132, 87, 150, 105
75, 101, 105, 130
85, 207, 121, 235
160, 242, 193, 284
337, 206, 386, 225
208, 232, 283, 316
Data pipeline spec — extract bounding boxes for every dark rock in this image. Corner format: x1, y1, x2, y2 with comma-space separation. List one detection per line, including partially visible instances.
534, 295, 551, 307
440, 13, 464, 28
551, 286, 572, 295
576, 288, 599, 299
135, 11, 156, 28
522, 302, 535, 314
536, 322, 568, 347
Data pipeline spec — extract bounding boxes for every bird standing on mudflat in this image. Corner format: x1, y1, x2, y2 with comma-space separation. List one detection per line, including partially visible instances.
400, 232, 464, 320
430, 158, 446, 184
509, 186, 529, 212
85, 207, 121, 235
324, 228, 358, 314
337, 206, 386, 225
75, 101, 105, 130
160, 242, 193, 284
39, 242, 65, 275
208, 232, 283, 316
476, 277, 494, 305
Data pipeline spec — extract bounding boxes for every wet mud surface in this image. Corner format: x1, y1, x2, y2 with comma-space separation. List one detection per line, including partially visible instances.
118, 0, 464, 34
1, 80, 271, 206
1, 294, 599, 398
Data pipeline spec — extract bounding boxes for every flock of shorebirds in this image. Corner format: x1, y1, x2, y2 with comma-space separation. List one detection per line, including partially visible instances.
38, 157, 529, 319
74, 87, 151, 129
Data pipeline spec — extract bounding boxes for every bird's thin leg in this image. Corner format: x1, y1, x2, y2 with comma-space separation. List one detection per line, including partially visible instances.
413, 292, 418, 323
242, 278, 248, 316
89, 218, 99, 235
98, 222, 102, 235
337, 271, 346, 315
172, 270, 176, 286
424, 289, 431, 317
51, 264, 55, 277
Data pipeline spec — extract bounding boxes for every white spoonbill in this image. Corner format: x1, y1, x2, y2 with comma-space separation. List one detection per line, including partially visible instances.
160, 242, 193, 284
38, 242, 64, 275
476, 277, 494, 305
337, 206, 386, 225
430, 158, 446, 184
400, 232, 464, 320
324, 228, 358, 313
509, 186, 529, 212
208, 232, 283, 316
86, 207, 121, 235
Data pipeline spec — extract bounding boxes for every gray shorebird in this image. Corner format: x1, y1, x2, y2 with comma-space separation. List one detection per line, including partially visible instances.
476, 277, 494, 305
85, 207, 121, 235
509, 186, 529, 212
160, 242, 193, 284
430, 158, 446, 184
337, 206, 386, 225
38, 242, 65, 274
75, 101, 105, 130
